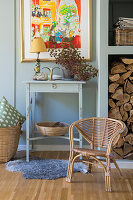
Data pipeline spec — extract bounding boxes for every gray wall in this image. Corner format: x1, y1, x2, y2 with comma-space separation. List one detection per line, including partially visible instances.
0, 0, 98, 146
0, 0, 15, 105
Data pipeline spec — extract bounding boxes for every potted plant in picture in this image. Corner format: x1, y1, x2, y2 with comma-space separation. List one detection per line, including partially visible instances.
48, 43, 98, 81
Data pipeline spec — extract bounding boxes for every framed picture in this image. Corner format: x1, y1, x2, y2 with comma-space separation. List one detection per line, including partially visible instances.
20, 0, 92, 62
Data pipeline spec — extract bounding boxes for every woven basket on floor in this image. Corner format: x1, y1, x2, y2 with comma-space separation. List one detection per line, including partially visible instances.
0, 126, 21, 163
36, 121, 69, 136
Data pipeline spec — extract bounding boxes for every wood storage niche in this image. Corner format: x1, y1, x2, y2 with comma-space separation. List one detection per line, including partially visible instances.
108, 56, 133, 160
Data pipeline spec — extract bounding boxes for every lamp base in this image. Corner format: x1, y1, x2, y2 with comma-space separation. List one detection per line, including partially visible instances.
34, 58, 40, 74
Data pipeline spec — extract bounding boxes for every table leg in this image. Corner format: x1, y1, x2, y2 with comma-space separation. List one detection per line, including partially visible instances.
26, 84, 30, 162
79, 84, 83, 148
31, 92, 35, 150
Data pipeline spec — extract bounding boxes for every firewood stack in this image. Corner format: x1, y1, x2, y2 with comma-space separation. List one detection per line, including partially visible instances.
108, 58, 133, 159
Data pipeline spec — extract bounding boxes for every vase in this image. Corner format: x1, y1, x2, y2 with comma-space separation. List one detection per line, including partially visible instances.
61, 67, 73, 79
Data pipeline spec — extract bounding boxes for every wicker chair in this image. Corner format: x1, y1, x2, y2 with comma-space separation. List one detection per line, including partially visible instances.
66, 117, 127, 192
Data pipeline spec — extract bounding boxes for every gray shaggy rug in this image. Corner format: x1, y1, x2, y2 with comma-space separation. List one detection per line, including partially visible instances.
6, 159, 88, 179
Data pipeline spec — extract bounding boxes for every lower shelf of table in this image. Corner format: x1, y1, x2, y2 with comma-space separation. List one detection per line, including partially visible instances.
28, 130, 81, 142
28, 135, 81, 142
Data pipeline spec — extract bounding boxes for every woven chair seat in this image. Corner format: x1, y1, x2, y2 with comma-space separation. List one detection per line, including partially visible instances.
73, 148, 114, 157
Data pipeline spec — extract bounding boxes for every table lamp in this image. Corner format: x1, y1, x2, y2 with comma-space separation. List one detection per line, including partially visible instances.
30, 37, 47, 74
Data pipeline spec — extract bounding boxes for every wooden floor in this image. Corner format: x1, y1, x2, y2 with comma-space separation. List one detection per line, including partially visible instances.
0, 151, 133, 200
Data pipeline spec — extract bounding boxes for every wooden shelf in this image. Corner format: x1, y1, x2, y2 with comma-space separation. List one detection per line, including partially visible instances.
110, 0, 133, 3
108, 46, 133, 55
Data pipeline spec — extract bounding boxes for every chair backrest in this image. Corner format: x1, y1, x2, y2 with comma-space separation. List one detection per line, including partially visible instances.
74, 117, 125, 149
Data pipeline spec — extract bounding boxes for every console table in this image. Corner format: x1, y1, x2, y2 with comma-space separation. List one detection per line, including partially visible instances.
25, 80, 86, 162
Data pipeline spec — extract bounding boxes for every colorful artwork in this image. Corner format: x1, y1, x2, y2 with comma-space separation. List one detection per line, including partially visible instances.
31, 0, 81, 48
20, 0, 91, 62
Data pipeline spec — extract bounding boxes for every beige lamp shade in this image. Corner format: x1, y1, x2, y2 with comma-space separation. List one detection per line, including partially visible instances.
30, 37, 47, 53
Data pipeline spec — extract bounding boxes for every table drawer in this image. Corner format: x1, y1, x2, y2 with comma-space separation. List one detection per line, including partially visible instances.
29, 83, 80, 93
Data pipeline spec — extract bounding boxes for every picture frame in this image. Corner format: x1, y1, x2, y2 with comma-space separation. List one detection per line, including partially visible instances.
20, 0, 92, 62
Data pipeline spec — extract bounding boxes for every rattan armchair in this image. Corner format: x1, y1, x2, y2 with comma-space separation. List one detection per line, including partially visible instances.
66, 117, 127, 192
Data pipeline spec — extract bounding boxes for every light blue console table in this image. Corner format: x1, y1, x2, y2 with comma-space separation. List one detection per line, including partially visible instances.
25, 80, 86, 162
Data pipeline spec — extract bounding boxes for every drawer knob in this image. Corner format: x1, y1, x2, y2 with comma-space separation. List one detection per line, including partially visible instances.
52, 84, 57, 89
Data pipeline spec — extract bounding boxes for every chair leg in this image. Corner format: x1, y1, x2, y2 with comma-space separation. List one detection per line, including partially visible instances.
66, 159, 72, 182
66, 153, 74, 182
105, 170, 111, 192
66, 153, 83, 183
88, 163, 92, 173
105, 158, 111, 192
69, 159, 75, 180
112, 158, 123, 177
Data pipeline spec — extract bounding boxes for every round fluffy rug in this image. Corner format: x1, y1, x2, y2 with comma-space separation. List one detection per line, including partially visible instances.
6, 159, 88, 179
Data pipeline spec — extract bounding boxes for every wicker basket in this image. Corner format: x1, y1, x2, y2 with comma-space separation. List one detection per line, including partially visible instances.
36, 122, 69, 136
115, 28, 133, 46
0, 126, 21, 163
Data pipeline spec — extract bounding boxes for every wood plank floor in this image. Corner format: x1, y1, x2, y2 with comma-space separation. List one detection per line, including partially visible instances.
0, 151, 133, 200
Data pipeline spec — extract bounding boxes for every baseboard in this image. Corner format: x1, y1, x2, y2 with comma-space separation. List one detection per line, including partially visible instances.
18, 145, 133, 169
110, 160, 133, 169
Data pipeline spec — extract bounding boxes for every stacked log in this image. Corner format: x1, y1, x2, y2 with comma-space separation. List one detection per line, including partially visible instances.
108, 59, 133, 159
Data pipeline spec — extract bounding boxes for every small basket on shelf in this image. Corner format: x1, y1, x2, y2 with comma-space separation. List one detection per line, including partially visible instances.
114, 28, 133, 46
36, 121, 69, 136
